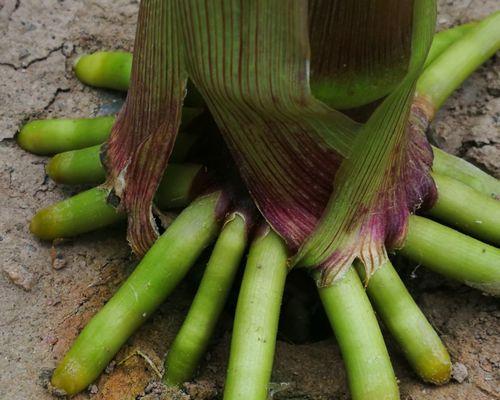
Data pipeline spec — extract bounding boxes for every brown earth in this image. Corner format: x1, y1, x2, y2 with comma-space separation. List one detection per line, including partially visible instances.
0, 1, 499, 399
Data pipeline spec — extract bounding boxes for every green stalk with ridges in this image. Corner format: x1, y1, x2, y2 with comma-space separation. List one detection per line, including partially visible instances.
224, 228, 288, 400
429, 173, 500, 244
17, 116, 114, 155
357, 260, 451, 384
51, 192, 227, 396
401, 216, 500, 296
164, 212, 249, 386
417, 11, 500, 110
30, 164, 205, 240
318, 267, 399, 400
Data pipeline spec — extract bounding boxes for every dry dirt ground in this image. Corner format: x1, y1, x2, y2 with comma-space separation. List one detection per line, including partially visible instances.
1, 1, 499, 399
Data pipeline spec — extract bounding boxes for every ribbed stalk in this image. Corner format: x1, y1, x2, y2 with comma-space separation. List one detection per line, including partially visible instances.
17, 116, 114, 155
357, 261, 451, 384
164, 213, 249, 386
429, 173, 500, 244
318, 268, 399, 400
30, 164, 206, 240
432, 148, 500, 198
401, 216, 500, 296
416, 11, 500, 110
224, 228, 288, 400
51, 192, 226, 396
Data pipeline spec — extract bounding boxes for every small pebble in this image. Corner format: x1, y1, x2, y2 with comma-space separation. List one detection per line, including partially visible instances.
3, 264, 35, 291
43, 334, 58, 346
452, 362, 469, 383
105, 361, 116, 374
61, 42, 74, 57
52, 254, 67, 270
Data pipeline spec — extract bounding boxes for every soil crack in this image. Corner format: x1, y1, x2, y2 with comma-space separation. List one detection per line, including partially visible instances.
0, 45, 64, 70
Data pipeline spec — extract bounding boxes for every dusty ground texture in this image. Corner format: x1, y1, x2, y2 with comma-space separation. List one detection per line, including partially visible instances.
0, 0, 499, 399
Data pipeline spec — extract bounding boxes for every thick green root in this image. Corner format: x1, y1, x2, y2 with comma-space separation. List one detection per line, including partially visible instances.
17, 116, 114, 155
30, 164, 205, 240
223, 228, 288, 400
318, 268, 399, 400
164, 213, 249, 386
51, 192, 226, 396
74, 51, 132, 91
359, 261, 451, 384
432, 148, 500, 199
417, 11, 500, 110
402, 216, 500, 296
46, 144, 105, 184
429, 173, 500, 244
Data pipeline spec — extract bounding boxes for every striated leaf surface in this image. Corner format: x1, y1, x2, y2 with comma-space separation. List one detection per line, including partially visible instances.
104, 0, 188, 255
106, 0, 437, 285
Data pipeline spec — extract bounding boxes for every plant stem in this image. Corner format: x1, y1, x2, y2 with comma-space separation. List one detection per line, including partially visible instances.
401, 216, 500, 296
318, 268, 399, 400
164, 212, 249, 386
357, 261, 451, 384
17, 116, 114, 155
432, 148, 500, 198
30, 165, 206, 240
51, 191, 227, 396
424, 22, 476, 68
416, 11, 500, 111
224, 227, 288, 400
429, 173, 500, 244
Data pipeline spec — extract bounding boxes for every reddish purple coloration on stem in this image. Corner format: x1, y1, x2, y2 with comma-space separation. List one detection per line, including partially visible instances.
103, 0, 437, 284
104, 1, 187, 256
309, 121, 437, 282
